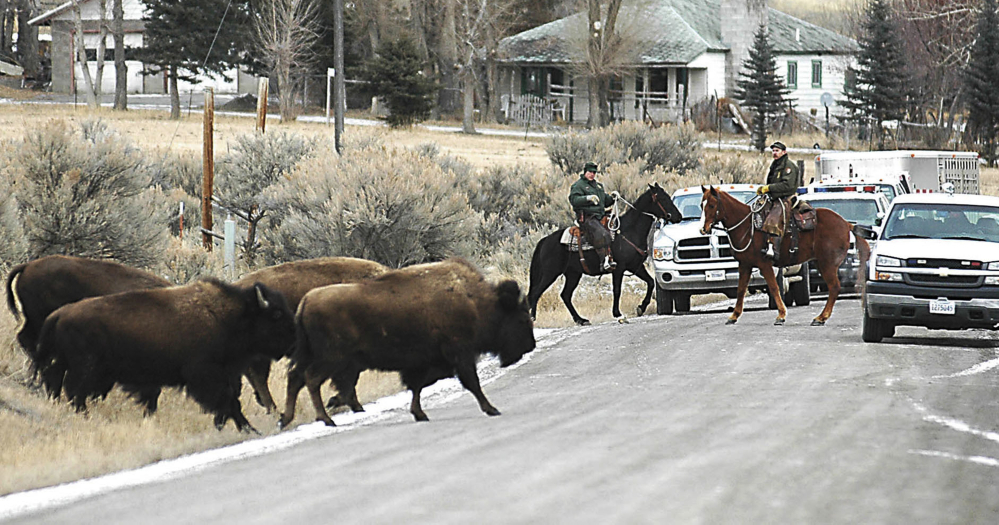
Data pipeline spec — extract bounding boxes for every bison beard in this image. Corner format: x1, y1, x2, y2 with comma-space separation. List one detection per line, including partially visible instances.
36, 279, 296, 432
279, 259, 536, 428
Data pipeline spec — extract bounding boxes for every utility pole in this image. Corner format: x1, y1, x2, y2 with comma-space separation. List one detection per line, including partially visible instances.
334, 0, 345, 154
202, 88, 215, 251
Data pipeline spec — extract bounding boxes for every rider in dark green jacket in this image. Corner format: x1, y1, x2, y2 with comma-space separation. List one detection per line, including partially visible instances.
756, 142, 801, 261
569, 162, 619, 271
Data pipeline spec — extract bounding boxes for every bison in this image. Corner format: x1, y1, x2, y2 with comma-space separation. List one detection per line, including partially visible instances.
279, 259, 536, 428
5, 255, 171, 367
36, 278, 295, 432
233, 257, 388, 412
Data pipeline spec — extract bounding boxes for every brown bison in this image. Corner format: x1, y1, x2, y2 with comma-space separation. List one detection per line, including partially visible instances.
36, 279, 295, 432
5, 255, 171, 366
233, 257, 388, 412
280, 259, 536, 428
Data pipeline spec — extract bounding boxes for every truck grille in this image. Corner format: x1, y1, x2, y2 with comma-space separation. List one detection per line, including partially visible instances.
675, 234, 734, 263
905, 274, 982, 287
901, 258, 985, 287
905, 258, 982, 270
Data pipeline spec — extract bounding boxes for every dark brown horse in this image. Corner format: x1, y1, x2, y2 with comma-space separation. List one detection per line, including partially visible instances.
528, 183, 682, 325
699, 186, 871, 326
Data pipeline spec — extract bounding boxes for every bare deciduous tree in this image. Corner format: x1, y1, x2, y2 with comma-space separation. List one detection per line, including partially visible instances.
70, 0, 108, 109
254, 0, 322, 123
112, 0, 126, 110
563, 0, 650, 128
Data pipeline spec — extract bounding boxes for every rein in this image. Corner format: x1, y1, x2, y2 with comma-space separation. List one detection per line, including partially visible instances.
709, 195, 760, 253
613, 192, 672, 258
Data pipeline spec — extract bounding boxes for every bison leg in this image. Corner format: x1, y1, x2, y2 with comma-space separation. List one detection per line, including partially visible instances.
306, 377, 335, 427
326, 365, 364, 413
279, 365, 306, 429
409, 384, 429, 422
244, 356, 278, 414
122, 384, 162, 415
454, 355, 500, 417
184, 366, 256, 433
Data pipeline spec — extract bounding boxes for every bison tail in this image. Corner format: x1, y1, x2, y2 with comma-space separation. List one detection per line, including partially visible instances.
290, 302, 311, 367
5, 262, 27, 320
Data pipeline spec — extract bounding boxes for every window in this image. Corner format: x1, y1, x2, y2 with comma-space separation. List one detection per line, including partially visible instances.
811, 60, 823, 88
787, 61, 798, 89
520, 67, 544, 97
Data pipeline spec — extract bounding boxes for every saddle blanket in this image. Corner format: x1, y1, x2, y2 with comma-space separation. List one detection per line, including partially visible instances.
559, 226, 617, 252
560, 227, 593, 252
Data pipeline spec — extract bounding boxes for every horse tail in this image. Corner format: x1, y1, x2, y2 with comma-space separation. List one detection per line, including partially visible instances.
528, 234, 547, 292
852, 224, 872, 301
5, 262, 27, 321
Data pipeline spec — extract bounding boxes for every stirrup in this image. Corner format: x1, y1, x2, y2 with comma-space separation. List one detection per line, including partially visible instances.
764, 245, 776, 260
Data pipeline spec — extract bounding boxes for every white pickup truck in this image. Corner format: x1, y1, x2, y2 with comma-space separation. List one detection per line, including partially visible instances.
862, 189, 999, 342
650, 185, 807, 314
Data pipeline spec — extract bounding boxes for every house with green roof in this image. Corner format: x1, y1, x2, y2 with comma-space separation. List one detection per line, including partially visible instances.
496, 0, 858, 125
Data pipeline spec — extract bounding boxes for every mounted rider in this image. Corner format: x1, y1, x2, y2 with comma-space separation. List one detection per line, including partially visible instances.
756, 142, 801, 261
569, 161, 619, 271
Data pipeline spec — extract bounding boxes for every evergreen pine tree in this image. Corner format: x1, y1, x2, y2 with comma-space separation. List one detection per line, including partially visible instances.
734, 24, 793, 152
963, 0, 999, 166
135, 0, 251, 119
840, 0, 911, 150
362, 39, 439, 127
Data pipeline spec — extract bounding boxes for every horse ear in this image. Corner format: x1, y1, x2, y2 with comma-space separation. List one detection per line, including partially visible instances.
701, 184, 707, 192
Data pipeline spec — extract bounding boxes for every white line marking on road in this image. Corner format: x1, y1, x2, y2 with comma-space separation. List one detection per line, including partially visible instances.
932, 356, 999, 379
0, 329, 558, 521
909, 449, 999, 468
913, 403, 999, 444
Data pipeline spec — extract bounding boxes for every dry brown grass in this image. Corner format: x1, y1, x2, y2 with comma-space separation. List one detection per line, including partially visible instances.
1, 99, 995, 497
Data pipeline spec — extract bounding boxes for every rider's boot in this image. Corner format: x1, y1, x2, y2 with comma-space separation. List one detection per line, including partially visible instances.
601, 250, 616, 271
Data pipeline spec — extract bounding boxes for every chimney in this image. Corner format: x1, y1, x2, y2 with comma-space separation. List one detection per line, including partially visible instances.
720, 0, 768, 97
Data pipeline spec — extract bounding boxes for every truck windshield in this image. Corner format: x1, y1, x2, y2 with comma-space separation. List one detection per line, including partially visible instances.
804, 199, 880, 227
672, 191, 757, 220
883, 203, 999, 242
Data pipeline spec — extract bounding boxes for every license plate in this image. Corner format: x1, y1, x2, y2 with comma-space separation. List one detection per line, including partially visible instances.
705, 270, 726, 282
929, 299, 956, 315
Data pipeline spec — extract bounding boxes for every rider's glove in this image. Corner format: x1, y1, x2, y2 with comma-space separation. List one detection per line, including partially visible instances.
610, 191, 621, 201
756, 185, 770, 195
587, 195, 600, 204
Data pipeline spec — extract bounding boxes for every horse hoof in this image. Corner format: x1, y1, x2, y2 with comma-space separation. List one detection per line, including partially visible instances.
576, 319, 590, 326
636, 305, 646, 316
725, 318, 738, 325
774, 318, 785, 326
811, 320, 826, 326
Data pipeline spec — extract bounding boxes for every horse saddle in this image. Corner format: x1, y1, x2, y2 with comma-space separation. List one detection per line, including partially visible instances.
792, 201, 817, 232
560, 217, 614, 252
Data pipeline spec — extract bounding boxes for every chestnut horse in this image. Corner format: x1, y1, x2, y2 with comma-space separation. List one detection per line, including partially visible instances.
699, 186, 871, 326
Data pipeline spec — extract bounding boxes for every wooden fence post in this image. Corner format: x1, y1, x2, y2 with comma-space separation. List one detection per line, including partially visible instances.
256, 78, 268, 133
202, 87, 215, 251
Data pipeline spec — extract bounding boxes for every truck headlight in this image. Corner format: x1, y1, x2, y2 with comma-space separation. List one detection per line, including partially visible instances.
876, 255, 901, 267
875, 271, 903, 282
653, 242, 675, 261
986, 262, 999, 284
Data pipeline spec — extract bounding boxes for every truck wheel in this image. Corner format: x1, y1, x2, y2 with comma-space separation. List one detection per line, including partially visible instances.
861, 309, 883, 343
882, 322, 896, 339
656, 286, 674, 315
674, 293, 691, 313
791, 271, 811, 306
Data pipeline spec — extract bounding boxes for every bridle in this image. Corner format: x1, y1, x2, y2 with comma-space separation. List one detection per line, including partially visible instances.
703, 193, 759, 253
611, 189, 676, 258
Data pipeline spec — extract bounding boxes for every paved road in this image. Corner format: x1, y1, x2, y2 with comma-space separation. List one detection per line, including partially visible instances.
8, 295, 999, 523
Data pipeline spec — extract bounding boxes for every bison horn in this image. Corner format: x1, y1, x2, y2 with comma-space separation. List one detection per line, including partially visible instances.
255, 285, 270, 309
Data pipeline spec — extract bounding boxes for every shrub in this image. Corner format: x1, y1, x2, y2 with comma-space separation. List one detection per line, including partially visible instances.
213, 131, 320, 263
0, 166, 27, 265
263, 146, 481, 267
6, 120, 169, 268
545, 121, 702, 176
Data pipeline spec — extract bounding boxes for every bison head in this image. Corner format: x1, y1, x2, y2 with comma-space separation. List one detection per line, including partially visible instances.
243, 282, 297, 360
493, 280, 536, 367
